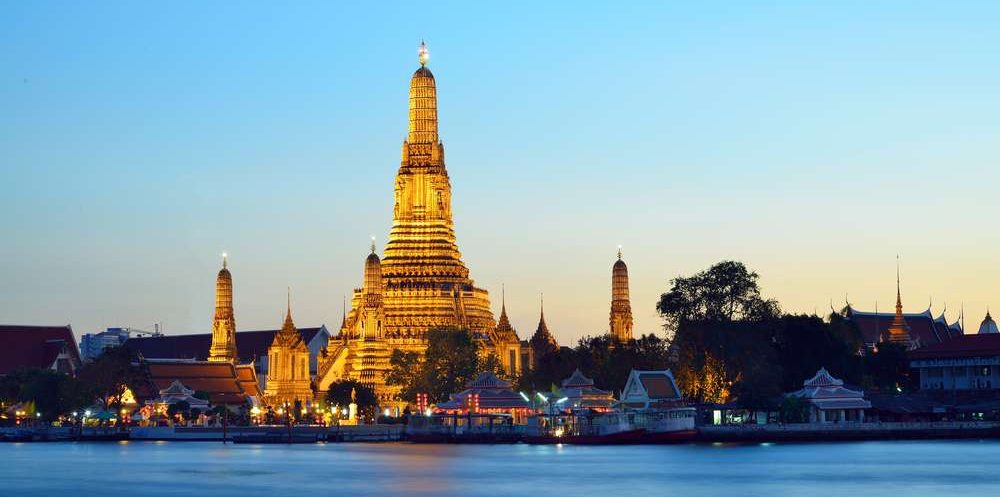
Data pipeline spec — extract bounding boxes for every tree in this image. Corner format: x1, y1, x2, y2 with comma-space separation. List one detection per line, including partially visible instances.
77, 346, 142, 412
385, 350, 422, 402
10, 369, 91, 421
572, 334, 671, 392
516, 347, 577, 393
325, 379, 379, 421
386, 327, 495, 405
865, 342, 912, 392
773, 314, 862, 391
657, 261, 780, 334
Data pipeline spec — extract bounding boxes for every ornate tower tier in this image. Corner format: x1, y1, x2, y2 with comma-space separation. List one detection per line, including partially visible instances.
609, 248, 634, 342
208, 254, 238, 363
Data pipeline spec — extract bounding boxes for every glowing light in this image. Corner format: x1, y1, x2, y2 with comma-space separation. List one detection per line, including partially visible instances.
418, 41, 429, 66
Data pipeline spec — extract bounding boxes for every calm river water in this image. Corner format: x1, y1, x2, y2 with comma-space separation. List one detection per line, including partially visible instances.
3, 440, 998, 496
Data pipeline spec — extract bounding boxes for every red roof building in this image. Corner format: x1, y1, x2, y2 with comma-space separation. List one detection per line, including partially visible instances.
0, 325, 82, 376
436, 372, 533, 422
134, 359, 262, 406
846, 307, 962, 350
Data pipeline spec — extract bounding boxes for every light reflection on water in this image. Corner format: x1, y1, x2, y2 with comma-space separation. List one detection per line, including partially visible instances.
3, 440, 999, 496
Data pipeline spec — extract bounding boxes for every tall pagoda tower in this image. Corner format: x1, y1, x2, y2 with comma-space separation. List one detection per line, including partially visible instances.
317, 43, 505, 406
609, 247, 634, 342
377, 41, 496, 336
208, 254, 238, 363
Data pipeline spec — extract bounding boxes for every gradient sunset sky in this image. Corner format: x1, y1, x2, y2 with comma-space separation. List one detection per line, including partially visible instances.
3, 1, 999, 343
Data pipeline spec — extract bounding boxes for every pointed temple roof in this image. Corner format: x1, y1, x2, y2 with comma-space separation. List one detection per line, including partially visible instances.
561, 368, 596, 388
978, 310, 998, 334
272, 290, 307, 350
494, 286, 519, 342
530, 295, 558, 353
885, 258, 913, 346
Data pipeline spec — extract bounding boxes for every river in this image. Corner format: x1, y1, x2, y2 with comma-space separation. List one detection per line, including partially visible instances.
2, 440, 998, 496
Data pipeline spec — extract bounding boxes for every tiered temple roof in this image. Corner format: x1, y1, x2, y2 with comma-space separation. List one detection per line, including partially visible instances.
436, 372, 531, 413
557, 369, 614, 411
786, 367, 871, 411
135, 359, 261, 405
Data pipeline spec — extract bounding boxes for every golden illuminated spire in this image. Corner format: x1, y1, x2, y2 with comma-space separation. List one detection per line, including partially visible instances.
208, 253, 238, 363
407, 42, 438, 146
610, 246, 634, 341
886, 255, 912, 347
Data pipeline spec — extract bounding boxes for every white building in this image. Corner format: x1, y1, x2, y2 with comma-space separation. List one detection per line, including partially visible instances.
786, 368, 871, 423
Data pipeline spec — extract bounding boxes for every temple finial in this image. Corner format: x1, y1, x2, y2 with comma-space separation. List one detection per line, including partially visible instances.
418, 40, 429, 67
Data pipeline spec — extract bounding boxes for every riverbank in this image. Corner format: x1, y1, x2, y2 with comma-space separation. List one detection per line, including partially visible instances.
5, 421, 1000, 444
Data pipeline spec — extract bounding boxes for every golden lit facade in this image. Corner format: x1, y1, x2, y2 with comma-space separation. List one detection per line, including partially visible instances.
609, 248, 634, 342
208, 255, 238, 363
263, 294, 313, 405
316, 45, 523, 406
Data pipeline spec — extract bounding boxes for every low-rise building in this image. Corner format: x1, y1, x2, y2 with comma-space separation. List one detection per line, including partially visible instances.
125, 326, 330, 391
786, 368, 871, 423
620, 369, 685, 409
910, 333, 1000, 391
557, 369, 614, 412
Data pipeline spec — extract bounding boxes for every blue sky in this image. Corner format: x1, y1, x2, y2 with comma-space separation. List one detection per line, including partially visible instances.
3, 1, 1000, 342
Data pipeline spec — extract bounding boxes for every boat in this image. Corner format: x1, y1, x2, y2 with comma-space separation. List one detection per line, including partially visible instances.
631, 407, 698, 443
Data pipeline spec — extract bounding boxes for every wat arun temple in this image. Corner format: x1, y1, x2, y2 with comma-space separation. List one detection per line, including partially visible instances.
145, 44, 637, 411
313, 44, 532, 406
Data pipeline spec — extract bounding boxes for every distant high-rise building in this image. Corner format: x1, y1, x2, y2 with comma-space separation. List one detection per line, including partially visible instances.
80, 327, 161, 362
